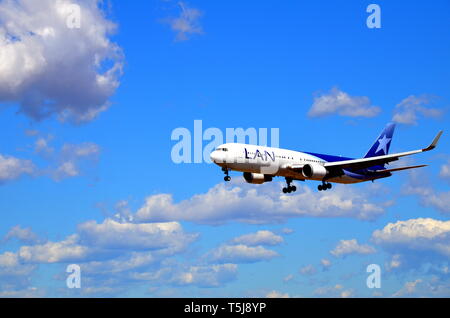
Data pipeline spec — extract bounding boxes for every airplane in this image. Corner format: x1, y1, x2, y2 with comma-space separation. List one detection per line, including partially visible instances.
209, 123, 443, 193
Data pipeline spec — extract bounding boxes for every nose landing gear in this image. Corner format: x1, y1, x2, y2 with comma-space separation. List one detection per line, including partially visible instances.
282, 177, 297, 194
223, 167, 231, 182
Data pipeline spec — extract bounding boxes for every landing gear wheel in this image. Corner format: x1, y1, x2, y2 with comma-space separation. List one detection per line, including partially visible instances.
222, 167, 230, 182
318, 182, 332, 191
282, 177, 296, 194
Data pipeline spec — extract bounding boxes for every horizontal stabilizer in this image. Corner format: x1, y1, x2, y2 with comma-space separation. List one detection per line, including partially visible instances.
374, 164, 427, 173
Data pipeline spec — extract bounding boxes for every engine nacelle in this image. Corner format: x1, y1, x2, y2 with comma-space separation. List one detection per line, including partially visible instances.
243, 172, 273, 184
302, 163, 328, 179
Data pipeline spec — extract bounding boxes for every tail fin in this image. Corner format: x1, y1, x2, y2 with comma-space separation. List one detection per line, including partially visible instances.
364, 123, 396, 158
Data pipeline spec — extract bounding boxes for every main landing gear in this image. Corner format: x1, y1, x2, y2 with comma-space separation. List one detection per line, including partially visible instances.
223, 167, 231, 182
318, 182, 332, 191
282, 177, 297, 194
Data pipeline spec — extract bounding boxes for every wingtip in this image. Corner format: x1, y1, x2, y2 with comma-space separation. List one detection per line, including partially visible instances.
423, 131, 443, 151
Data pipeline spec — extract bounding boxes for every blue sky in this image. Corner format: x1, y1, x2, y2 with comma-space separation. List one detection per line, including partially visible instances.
0, 0, 450, 297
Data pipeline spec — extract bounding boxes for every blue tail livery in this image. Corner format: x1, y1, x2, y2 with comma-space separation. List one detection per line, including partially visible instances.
364, 122, 396, 158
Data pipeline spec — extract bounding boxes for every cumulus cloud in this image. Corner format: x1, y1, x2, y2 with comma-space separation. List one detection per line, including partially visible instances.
0, 251, 37, 291
1, 214, 250, 294
17, 219, 197, 264
403, 173, 450, 216
0, 0, 123, 123
229, 230, 283, 246
392, 95, 443, 125
207, 244, 279, 264
32, 135, 101, 181
18, 234, 94, 264
3, 225, 42, 245
372, 218, 450, 258
163, 1, 203, 41
307, 87, 380, 118
133, 183, 386, 225
77, 219, 197, 253
330, 239, 376, 258
0, 154, 35, 184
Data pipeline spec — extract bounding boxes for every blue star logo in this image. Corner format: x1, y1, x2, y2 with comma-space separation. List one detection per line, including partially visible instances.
375, 135, 391, 154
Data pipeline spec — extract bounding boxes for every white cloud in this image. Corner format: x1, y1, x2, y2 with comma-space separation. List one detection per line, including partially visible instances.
392, 279, 422, 297
404, 184, 450, 216
330, 239, 376, 258
3, 225, 42, 245
0, 287, 44, 298
33, 139, 101, 181
299, 264, 317, 276
170, 264, 238, 288
440, 161, 450, 181
392, 95, 443, 125
18, 234, 94, 263
385, 254, 402, 272
0, 0, 123, 123
52, 142, 100, 180
81, 251, 156, 276
134, 183, 386, 225
308, 87, 380, 118
0, 251, 37, 292
163, 1, 203, 41
266, 290, 290, 298
0, 154, 35, 184
403, 170, 450, 216
34, 137, 54, 154
314, 284, 353, 298
207, 244, 279, 264
16, 219, 197, 264
283, 274, 294, 283
372, 218, 450, 258
392, 276, 450, 297
321, 258, 332, 270
0, 251, 36, 277
77, 219, 197, 253
229, 230, 283, 246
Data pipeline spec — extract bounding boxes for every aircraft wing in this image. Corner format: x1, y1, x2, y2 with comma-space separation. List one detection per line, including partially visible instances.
372, 164, 427, 173
324, 131, 443, 171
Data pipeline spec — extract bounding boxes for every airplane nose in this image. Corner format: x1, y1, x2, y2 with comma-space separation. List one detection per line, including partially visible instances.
210, 151, 221, 163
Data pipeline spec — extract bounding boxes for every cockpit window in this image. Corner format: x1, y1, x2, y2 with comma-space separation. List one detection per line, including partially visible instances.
216, 147, 228, 152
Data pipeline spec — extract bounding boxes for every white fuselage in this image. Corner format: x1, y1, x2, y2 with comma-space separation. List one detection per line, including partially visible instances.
210, 143, 365, 184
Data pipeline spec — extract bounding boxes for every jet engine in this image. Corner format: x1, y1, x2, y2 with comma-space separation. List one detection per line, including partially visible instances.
243, 172, 273, 184
302, 163, 328, 179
